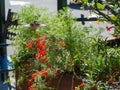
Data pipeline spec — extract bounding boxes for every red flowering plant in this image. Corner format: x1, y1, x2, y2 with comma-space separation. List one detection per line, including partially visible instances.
25, 34, 67, 89
10, 5, 89, 89
9, 5, 120, 90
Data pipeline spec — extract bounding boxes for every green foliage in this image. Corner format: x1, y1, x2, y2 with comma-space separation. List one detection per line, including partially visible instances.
96, 3, 105, 9
9, 5, 120, 90
82, 0, 120, 37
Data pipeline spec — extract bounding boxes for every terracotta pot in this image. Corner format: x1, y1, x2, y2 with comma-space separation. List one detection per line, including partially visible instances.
47, 73, 82, 90
15, 60, 82, 90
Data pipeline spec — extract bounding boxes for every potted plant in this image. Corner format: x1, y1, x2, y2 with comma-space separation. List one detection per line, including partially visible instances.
9, 5, 120, 90
9, 5, 87, 90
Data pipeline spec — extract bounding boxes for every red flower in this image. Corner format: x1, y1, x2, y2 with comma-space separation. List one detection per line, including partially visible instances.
74, 83, 84, 90
36, 43, 46, 51
47, 63, 51, 68
26, 41, 33, 49
28, 71, 39, 84
39, 50, 46, 56
35, 50, 46, 60
41, 56, 47, 64
106, 26, 113, 31
35, 35, 46, 45
35, 53, 41, 60
40, 70, 48, 76
28, 78, 34, 84
28, 86, 36, 90
79, 83, 83, 88
60, 42, 65, 47
31, 72, 39, 78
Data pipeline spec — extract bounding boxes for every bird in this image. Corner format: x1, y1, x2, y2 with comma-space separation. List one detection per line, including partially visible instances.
23, 21, 47, 30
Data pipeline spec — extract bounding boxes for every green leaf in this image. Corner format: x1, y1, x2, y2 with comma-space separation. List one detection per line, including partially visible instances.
97, 3, 104, 10
114, 4, 118, 9
110, 16, 117, 21
83, 0, 88, 3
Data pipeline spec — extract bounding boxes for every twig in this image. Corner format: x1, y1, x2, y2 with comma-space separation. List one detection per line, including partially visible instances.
56, 71, 65, 90
71, 74, 74, 90
94, 0, 118, 26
